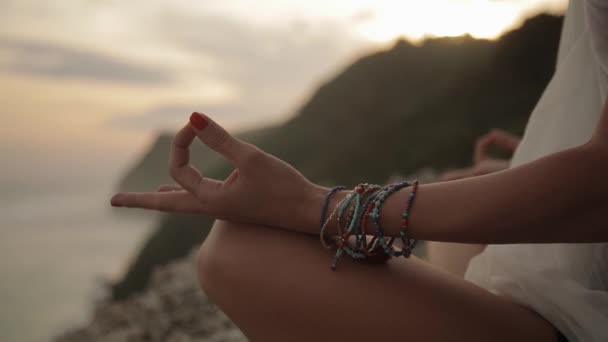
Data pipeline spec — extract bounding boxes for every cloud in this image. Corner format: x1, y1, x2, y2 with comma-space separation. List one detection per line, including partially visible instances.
350, 9, 376, 24
1, 1, 372, 134
151, 11, 364, 82
106, 103, 248, 132
136, 10, 368, 125
106, 104, 196, 131
0, 37, 174, 84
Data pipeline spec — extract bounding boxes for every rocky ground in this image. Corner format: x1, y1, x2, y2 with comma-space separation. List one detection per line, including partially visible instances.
54, 251, 246, 342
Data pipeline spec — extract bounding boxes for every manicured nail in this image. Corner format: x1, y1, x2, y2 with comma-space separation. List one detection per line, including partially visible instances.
190, 112, 208, 130
110, 194, 122, 207
110, 195, 118, 207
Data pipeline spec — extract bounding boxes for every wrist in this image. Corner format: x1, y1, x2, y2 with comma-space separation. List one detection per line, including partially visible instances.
297, 184, 352, 235
295, 184, 332, 234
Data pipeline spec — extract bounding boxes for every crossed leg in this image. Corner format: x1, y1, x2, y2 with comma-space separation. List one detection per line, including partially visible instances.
198, 220, 559, 342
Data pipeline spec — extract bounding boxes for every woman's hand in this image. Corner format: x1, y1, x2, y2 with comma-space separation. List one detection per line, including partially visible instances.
439, 129, 521, 181
111, 112, 326, 232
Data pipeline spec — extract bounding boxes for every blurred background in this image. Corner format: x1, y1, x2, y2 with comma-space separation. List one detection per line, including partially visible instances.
1, 1, 567, 341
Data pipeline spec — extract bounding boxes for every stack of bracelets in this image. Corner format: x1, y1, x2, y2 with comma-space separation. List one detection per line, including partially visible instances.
319, 180, 420, 270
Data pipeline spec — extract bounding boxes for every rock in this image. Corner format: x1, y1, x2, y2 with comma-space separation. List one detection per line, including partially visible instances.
54, 251, 246, 342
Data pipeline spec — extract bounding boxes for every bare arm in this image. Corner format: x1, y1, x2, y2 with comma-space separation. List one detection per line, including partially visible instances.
320, 141, 606, 244
112, 104, 608, 244
319, 103, 608, 243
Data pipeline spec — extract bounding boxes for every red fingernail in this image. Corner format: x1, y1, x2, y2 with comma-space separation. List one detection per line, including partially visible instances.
110, 194, 122, 207
190, 112, 208, 130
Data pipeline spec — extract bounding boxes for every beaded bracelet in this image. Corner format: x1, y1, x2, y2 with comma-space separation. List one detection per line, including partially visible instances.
319, 186, 346, 229
356, 187, 383, 252
330, 184, 381, 269
330, 184, 373, 268
319, 189, 353, 249
398, 180, 419, 258
350, 185, 381, 252
367, 181, 412, 257
319, 180, 420, 270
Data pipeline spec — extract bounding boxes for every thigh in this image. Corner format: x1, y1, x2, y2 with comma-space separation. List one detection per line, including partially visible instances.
198, 220, 559, 342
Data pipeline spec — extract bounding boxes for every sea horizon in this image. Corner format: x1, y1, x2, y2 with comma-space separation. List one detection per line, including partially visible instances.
0, 172, 157, 342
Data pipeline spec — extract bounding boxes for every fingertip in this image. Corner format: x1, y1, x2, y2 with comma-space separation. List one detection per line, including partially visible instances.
190, 112, 209, 130
110, 193, 123, 207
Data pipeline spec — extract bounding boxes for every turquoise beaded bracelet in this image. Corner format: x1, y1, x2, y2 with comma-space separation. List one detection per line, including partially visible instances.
321, 180, 420, 270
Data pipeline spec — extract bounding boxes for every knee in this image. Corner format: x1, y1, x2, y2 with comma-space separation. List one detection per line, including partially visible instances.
196, 235, 214, 295
196, 220, 245, 297
197, 221, 223, 296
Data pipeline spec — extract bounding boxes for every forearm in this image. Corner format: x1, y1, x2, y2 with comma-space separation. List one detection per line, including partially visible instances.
111, 110, 608, 244
305, 143, 608, 244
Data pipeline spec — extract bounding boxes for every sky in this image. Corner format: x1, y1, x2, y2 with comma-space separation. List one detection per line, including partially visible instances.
0, 0, 567, 190
1, 4, 571, 341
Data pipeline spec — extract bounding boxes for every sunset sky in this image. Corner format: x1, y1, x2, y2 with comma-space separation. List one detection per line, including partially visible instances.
0, 0, 567, 189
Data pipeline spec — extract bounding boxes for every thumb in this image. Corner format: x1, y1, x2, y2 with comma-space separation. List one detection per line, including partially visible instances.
189, 112, 258, 166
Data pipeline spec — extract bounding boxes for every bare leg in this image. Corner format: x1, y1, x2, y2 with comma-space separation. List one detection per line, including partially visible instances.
198, 221, 559, 342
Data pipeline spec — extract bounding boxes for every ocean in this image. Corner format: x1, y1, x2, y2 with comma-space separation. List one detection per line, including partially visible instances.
0, 176, 157, 342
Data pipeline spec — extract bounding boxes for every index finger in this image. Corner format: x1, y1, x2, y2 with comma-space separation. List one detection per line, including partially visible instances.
170, 124, 222, 201
189, 112, 258, 166
171, 123, 196, 169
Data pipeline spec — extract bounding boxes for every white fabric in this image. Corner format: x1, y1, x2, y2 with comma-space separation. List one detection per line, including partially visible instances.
464, 1, 608, 341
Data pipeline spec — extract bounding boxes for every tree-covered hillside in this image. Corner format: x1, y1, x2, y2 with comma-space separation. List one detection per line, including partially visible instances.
112, 14, 563, 300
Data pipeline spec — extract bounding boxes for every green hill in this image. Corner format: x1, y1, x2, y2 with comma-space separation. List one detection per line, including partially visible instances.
112, 14, 563, 300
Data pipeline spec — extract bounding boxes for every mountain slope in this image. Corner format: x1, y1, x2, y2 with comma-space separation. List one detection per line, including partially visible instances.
112, 14, 563, 300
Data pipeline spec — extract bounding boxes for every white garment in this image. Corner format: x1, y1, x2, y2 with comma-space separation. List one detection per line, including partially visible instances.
464, 1, 608, 341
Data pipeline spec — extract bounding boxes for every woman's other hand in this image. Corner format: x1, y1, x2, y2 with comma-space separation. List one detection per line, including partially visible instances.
439, 129, 521, 181
111, 112, 325, 232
